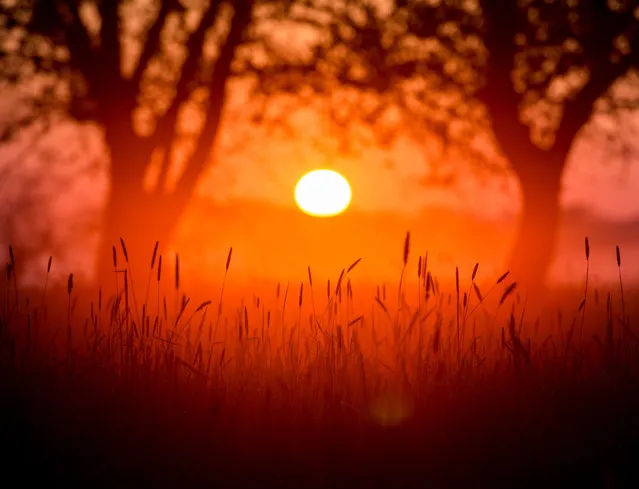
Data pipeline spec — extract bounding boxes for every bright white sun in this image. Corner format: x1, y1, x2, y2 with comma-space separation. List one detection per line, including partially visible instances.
294, 169, 352, 217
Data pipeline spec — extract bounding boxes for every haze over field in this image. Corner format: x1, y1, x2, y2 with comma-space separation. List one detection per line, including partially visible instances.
0, 0, 637, 291
1, 118, 638, 288
173, 199, 639, 286
2, 3, 639, 489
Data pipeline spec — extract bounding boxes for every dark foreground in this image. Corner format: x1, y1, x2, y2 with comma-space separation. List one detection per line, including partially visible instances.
2, 273, 639, 489
3, 350, 639, 489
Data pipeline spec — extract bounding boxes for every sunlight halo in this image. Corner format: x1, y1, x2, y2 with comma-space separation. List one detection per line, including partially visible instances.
294, 169, 352, 217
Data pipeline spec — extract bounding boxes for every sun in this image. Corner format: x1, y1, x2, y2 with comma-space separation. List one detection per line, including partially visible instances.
294, 169, 352, 217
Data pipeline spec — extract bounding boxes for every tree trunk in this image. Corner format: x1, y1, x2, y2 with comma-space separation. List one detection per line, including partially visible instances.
97, 179, 176, 292
95, 105, 182, 291
93, 0, 253, 291
509, 168, 564, 291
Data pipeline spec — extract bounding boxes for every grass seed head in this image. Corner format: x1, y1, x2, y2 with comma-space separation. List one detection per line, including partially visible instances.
499, 282, 518, 305
616, 245, 621, 267
151, 241, 159, 269
120, 238, 129, 263
347, 258, 362, 274
226, 247, 233, 272
497, 271, 510, 284
335, 269, 345, 296
585, 237, 590, 260
473, 282, 483, 302
175, 254, 180, 290
403, 231, 410, 267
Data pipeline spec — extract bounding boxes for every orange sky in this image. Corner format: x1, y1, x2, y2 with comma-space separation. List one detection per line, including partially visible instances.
198, 105, 639, 221
1, 98, 638, 287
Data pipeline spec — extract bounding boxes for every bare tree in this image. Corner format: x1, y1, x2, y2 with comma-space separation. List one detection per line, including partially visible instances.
0, 0, 267, 283
246, 0, 639, 288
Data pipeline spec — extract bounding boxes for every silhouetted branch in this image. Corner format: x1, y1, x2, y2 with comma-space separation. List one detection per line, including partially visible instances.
151, 0, 225, 188
98, 1, 122, 86
131, 0, 182, 89
54, 1, 97, 86
556, 49, 639, 157
175, 0, 254, 198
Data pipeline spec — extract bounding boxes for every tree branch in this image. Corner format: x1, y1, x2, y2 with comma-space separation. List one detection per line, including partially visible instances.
40, 1, 96, 83
97, 0, 122, 84
150, 0, 225, 164
173, 0, 253, 203
477, 1, 533, 168
131, 0, 181, 89
140, 1, 225, 191
555, 47, 639, 157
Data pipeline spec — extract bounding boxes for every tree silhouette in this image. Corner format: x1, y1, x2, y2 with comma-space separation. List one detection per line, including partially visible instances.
0, 0, 266, 282
249, 0, 639, 288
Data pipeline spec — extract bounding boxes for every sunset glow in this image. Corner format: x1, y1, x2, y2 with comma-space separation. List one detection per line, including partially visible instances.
294, 169, 352, 217
3, 2, 639, 488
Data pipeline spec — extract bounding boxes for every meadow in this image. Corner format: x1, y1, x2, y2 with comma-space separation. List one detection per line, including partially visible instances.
1, 235, 638, 489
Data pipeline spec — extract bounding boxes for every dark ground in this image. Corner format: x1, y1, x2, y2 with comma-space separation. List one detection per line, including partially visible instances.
3, 353, 639, 489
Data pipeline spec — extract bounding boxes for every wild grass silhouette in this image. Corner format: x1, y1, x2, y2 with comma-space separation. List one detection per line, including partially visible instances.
1, 236, 638, 489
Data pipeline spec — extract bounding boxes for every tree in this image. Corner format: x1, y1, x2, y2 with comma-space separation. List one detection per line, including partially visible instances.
0, 0, 263, 283
248, 0, 639, 288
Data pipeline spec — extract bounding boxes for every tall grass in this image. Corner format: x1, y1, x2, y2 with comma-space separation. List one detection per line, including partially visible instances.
1, 237, 638, 488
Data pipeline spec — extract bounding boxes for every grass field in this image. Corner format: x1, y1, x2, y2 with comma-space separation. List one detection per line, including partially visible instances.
1, 236, 638, 489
